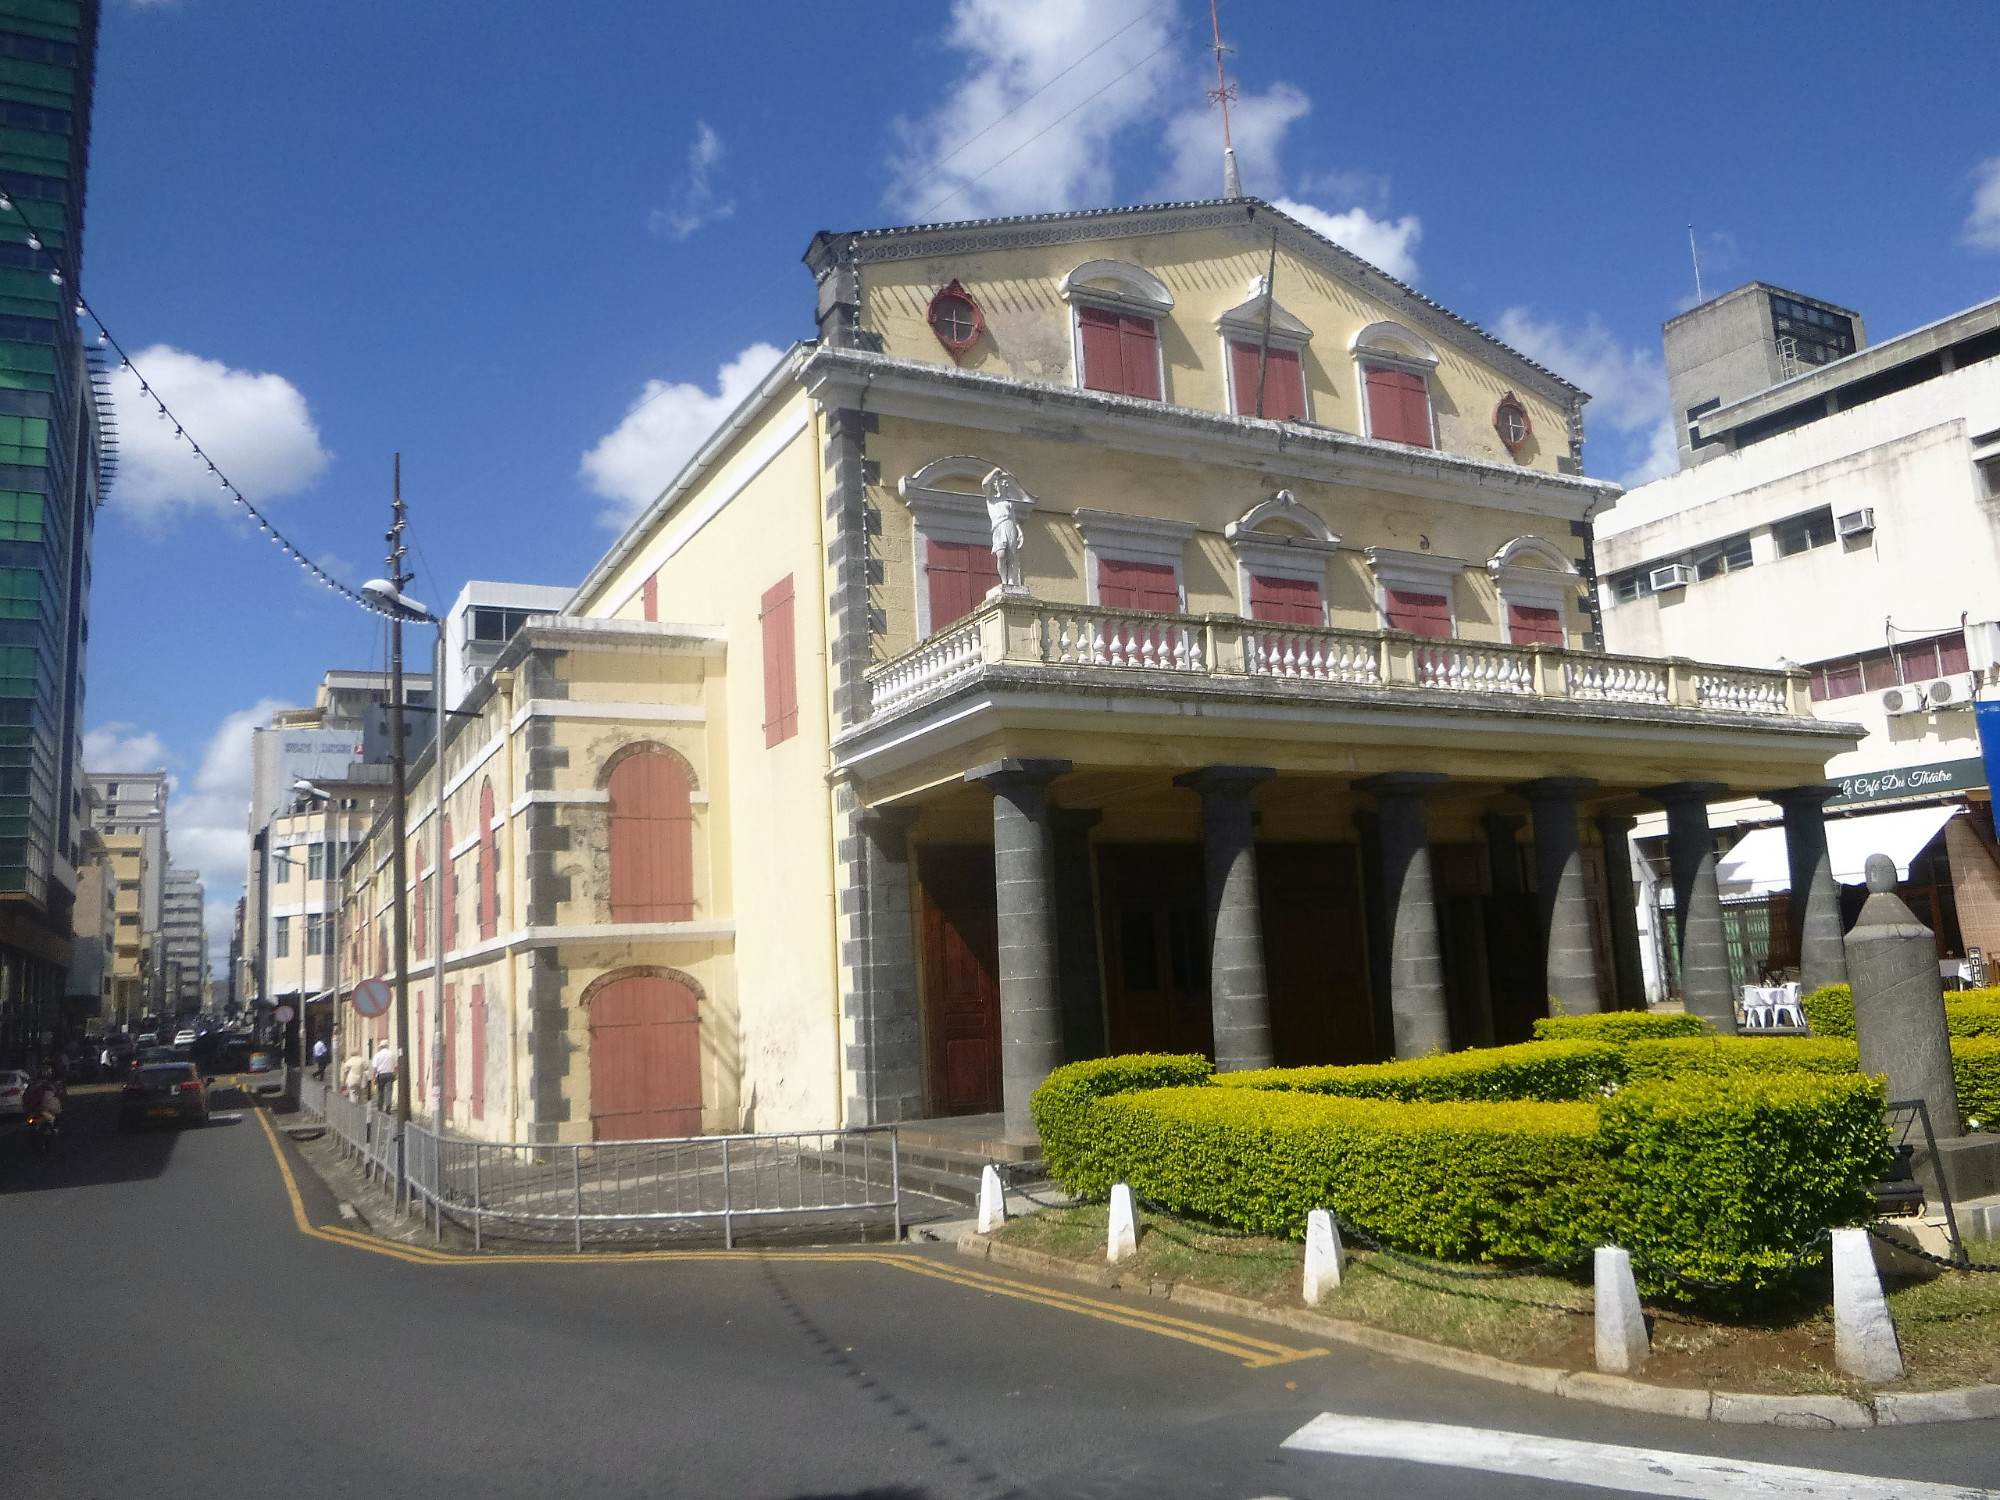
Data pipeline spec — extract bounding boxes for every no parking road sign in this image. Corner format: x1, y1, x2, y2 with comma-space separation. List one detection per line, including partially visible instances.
273, 1005, 295, 1024
350, 978, 392, 1018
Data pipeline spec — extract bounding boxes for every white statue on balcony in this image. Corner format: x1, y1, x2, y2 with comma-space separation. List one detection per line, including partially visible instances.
982, 466, 1032, 596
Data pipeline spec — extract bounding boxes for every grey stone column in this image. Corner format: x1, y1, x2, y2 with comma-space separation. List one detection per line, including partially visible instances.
1175, 767, 1277, 1072
1770, 784, 1849, 994
1355, 773, 1451, 1058
1596, 814, 1649, 1012
1051, 809, 1106, 1064
842, 806, 923, 1125
1646, 782, 1736, 1033
1848, 854, 1961, 1139
1511, 777, 1603, 1017
966, 759, 1071, 1144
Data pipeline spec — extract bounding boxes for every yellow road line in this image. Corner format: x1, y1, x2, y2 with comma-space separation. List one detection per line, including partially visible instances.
251, 1108, 1326, 1368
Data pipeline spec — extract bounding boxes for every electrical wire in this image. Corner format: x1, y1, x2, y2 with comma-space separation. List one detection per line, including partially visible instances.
0, 194, 394, 618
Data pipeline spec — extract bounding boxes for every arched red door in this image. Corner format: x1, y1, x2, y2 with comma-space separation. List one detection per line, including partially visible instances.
608, 752, 694, 921
588, 973, 701, 1140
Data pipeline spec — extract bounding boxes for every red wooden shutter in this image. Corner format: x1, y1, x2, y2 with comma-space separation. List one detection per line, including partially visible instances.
1385, 589, 1452, 638
760, 575, 798, 747
1118, 314, 1160, 399
441, 817, 457, 948
925, 540, 999, 631
1248, 574, 1322, 625
443, 982, 456, 1113
478, 779, 497, 941
1365, 366, 1433, 447
609, 752, 695, 922
412, 850, 427, 959
588, 974, 702, 1140
1096, 557, 1178, 612
1078, 306, 1124, 393
1228, 342, 1306, 420
641, 575, 658, 623
470, 981, 486, 1121
1507, 603, 1564, 646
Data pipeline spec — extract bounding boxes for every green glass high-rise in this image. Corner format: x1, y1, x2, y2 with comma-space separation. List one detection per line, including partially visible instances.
0, 0, 101, 1061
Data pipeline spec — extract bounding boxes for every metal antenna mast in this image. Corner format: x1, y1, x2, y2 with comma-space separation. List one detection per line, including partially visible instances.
1688, 224, 1704, 303
1208, 0, 1241, 198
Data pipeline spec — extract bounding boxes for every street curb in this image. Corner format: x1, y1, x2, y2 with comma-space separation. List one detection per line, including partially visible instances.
957, 1231, 2000, 1427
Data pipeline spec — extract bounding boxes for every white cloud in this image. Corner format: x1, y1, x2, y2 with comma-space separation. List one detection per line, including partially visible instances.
1492, 307, 1677, 486
1271, 197, 1422, 285
650, 121, 734, 241
167, 696, 289, 903
107, 345, 330, 519
1962, 154, 2000, 251
578, 343, 785, 525
886, 0, 1185, 219
1157, 82, 1310, 202
83, 722, 173, 773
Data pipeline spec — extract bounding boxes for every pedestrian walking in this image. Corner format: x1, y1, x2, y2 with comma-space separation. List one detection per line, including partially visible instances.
311, 1036, 330, 1082
340, 1050, 369, 1099
371, 1038, 397, 1111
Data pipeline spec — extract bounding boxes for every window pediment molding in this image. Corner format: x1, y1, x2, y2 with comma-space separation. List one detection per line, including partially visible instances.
1060, 258, 1175, 317
1074, 507, 1197, 568
1487, 534, 1583, 611
1366, 545, 1466, 597
899, 456, 1032, 548
1225, 490, 1340, 587
1216, 282, 1314, 350
1351, 320, 1440, 373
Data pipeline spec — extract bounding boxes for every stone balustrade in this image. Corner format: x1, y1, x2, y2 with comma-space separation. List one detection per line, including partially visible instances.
866, 596, 1815, 722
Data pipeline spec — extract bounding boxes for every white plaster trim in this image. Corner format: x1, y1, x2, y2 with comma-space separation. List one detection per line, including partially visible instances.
1487, 534, 1585, 627
1227, 496, 1340, 611
1350, 320, 1441, 370
1058, 258, 1174, 315
688, 790, 709, 805
1215, 284, 1314, 348
1074, 507, 1197, 608
404, 918, 740, 977
450, 834, 480, 861
1366, 546, 1466, 633
441, 731, 505, 804
597, 406, 811, 619
509, 790, 612, 818
507, 699, 706, 735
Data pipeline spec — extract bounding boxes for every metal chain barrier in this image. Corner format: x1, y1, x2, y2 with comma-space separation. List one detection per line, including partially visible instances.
1864, 1221, 2000, 1273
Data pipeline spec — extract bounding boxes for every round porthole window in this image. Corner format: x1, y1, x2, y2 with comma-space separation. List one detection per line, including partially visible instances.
1494, 392, 1532, 453
926, 279, 985, 357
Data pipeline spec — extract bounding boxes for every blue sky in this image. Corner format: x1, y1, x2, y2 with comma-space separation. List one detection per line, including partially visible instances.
74, 0, 2000, 961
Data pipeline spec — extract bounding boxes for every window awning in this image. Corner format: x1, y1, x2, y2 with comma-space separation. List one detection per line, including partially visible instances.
1715, 804, 1960, 898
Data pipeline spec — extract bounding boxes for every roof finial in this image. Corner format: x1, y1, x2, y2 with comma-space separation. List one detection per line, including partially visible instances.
1208, 0, 1242, 198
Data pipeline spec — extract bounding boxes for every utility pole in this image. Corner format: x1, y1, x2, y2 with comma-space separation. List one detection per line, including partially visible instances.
386, 456, 414, 1132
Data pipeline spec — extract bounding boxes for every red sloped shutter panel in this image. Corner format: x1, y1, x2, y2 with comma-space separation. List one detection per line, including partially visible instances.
641, 575, 658, 623
1118, 314, 1160, 399
1078, 306, 1124, 393
1249, 574, 1322, 625
443, 982, 456, 1114
1386, 589, 1452, 638
926, 540, 999, 630
1366, 366, 1433, 447
608, 751, 695, 922
1097, 558, 1178, 612
1228, 342, 1306, 420
441, 817, 456, 949
478, 780, 497, 940
760, 576, 798, 747
470, 981, 486, 1121
412, 850, 427, 959
1507, 603, 1565, 646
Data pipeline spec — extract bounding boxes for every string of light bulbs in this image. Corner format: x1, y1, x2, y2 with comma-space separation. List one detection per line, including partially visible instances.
0, 192, 394, 617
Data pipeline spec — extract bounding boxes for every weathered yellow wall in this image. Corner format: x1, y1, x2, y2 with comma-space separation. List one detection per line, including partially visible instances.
858, 222, 1570, 474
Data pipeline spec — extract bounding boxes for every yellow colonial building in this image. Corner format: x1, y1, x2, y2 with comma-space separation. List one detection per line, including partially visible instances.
342, 199, 1858, 1146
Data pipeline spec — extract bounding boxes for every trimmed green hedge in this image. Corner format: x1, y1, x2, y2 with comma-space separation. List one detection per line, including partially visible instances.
1531, 1012, 1707, 1043
1957, 1037, 2000, 1131
1806, 983, 2000, 1041
1032, 1053, 1213, 1188
1948, 999, 2000, 1039
1621, 1035, 1860, 1083
1596, 1073, 1888, 1293
1214, 1040, 1623, 1103
1801, 984, 1854, 1039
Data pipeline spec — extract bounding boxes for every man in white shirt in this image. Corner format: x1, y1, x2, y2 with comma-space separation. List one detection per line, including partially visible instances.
370, 1039, 397, 1111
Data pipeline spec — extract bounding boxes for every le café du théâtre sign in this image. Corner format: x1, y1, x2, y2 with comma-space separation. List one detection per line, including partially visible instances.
1828, 757, 1988, 807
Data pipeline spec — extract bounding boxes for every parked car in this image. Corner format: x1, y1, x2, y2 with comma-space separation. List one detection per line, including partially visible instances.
172, 1029, 197, 1047
134, 1033, 158, 1048
0, 1069, 26, 1117
217, 1039, 253, 1073
119, 1063, 210, 1129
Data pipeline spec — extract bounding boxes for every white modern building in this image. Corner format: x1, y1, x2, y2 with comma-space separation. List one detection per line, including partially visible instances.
1598, 287, 2000, 998
441, 580, 572, 711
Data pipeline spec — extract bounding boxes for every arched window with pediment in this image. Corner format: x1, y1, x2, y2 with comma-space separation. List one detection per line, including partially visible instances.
1352, 321, 1439, 449
1061, 260, 1173, 401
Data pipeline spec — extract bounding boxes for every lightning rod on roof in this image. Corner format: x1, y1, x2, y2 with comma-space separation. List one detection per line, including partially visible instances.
1208, 0, 1241, 198
1688, 224, 1704, 303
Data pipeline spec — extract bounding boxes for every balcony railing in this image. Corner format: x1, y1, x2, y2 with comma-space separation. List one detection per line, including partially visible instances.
866, 596, 1813, 722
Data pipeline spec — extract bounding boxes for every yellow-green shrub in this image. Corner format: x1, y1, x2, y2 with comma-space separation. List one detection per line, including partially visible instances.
1804, 982, 2000, 1041
1031, 1053, 1212, 1187
1621, 1035, 1860, 1082
1214, 1040, 1623, 1103
1532, 1012, 1708, 1043
1956, 1037, 2000, 1131
1947, 999, 2000, 1038
1801, 984, 1854, 1038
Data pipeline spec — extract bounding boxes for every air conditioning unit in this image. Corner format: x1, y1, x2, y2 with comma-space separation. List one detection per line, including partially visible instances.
1881, 684, 1927, 716
1835, 507, 1876, 538
1923, 672, 1977, 709
1648, 562, 1695, 592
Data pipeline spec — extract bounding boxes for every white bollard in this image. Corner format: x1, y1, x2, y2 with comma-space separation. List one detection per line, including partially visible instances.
1303, 1209, 1342, 1305
1831, 1227, 1905, 1382
1107, 1182, 1138, 1263
976, 1163, 1006, 1234
1593, 1245, 1650, 1374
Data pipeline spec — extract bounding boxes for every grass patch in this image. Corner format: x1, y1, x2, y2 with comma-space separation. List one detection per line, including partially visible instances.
1886, 1269, 2000, 1392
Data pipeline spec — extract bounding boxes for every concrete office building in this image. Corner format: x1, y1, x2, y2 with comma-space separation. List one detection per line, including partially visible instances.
0, 0, 109, 1063
63, 780, 108, 1028
1599, 286, 2000, 998
159, 866, 203, 1017
441, 581, 572, 711
85, 769, 165, 1012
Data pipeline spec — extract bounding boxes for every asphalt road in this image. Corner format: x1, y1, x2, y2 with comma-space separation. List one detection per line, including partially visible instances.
3, 1085, 1998, 1500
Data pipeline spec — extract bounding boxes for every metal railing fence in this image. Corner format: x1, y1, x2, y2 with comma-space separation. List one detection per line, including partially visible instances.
298, 1078, 901, 1250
